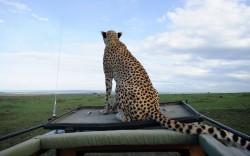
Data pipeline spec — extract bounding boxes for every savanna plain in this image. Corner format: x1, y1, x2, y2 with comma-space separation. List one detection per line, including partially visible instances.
0, 92, 250, 151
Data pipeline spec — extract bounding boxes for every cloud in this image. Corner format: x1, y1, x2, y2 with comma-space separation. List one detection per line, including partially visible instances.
150, 0, 250, 60
0, 18, 5, 23
0, 0, 49, 22
128, 0, 250, 92
102, 17, 111, 22
0, 0, 31, 11
135, 48, 250, 92
0, 0, 249, 93
0, 42, 105, 90
31, 13, 49, 22
157, 15, 167, 23
119, 0, 138, 3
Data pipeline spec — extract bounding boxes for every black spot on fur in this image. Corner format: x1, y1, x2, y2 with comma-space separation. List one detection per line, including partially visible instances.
201, 125, 206, 129
196, 128, 202, 134
216, 127, 221, 131
188, 125, 192, 129
213, 134, 218, 139
232, 134, 238, 142
240, 139, 246, 146
220, 130, 226, 138
226, 138, 231, 142
247, 143, 250, 151
168, 125, 172, 129
186, 129, 190, 134
175, 124, 180, 129
179, 128, 183, 132
208, 127, 214, 134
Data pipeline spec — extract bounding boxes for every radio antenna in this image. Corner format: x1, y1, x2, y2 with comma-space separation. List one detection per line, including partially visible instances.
53, 22, 63, 118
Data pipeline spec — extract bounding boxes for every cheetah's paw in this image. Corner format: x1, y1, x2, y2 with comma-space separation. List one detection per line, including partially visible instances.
100, 109, 109, 115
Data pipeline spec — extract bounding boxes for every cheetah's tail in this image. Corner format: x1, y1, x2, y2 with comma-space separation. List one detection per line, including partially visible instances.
149, 110, 250, 151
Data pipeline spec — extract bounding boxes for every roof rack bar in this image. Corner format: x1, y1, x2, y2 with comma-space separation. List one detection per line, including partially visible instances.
182, 101, 250, 141
202, 115, 250, 140
0, 123, 45, 141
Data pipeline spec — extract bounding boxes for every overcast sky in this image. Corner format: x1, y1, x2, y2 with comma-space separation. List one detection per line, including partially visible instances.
0, 0, 250, 93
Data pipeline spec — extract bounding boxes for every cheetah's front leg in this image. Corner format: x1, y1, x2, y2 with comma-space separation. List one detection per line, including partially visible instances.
111, 83, 119, 113
100, 76, 113, 115
116, 109, 131, 122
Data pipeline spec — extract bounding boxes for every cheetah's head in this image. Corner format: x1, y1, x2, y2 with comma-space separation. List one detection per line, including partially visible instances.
101, 30, 122, 46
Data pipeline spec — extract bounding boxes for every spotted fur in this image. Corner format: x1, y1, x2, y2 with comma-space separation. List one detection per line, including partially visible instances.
100, 30, 250, 151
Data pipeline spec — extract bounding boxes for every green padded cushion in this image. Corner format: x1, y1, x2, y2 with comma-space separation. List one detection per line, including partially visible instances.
0, 138, 40, 156
38, 129, 198, 149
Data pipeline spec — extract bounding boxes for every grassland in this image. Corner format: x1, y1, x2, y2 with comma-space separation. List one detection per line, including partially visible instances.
0, 92, 250, 150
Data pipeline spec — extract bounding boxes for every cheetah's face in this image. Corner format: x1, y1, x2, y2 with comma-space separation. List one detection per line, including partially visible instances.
101, 30, 122, 46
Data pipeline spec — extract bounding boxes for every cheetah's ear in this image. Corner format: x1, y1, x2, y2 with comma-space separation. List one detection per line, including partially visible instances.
118, 32, 122, 38
101, 31, 106, 38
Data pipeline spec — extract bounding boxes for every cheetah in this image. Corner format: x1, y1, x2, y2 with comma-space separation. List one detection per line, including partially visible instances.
100, 30, 250, 151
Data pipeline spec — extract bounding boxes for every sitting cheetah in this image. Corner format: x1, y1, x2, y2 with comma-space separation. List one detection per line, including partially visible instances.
100, 30, 250, 151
